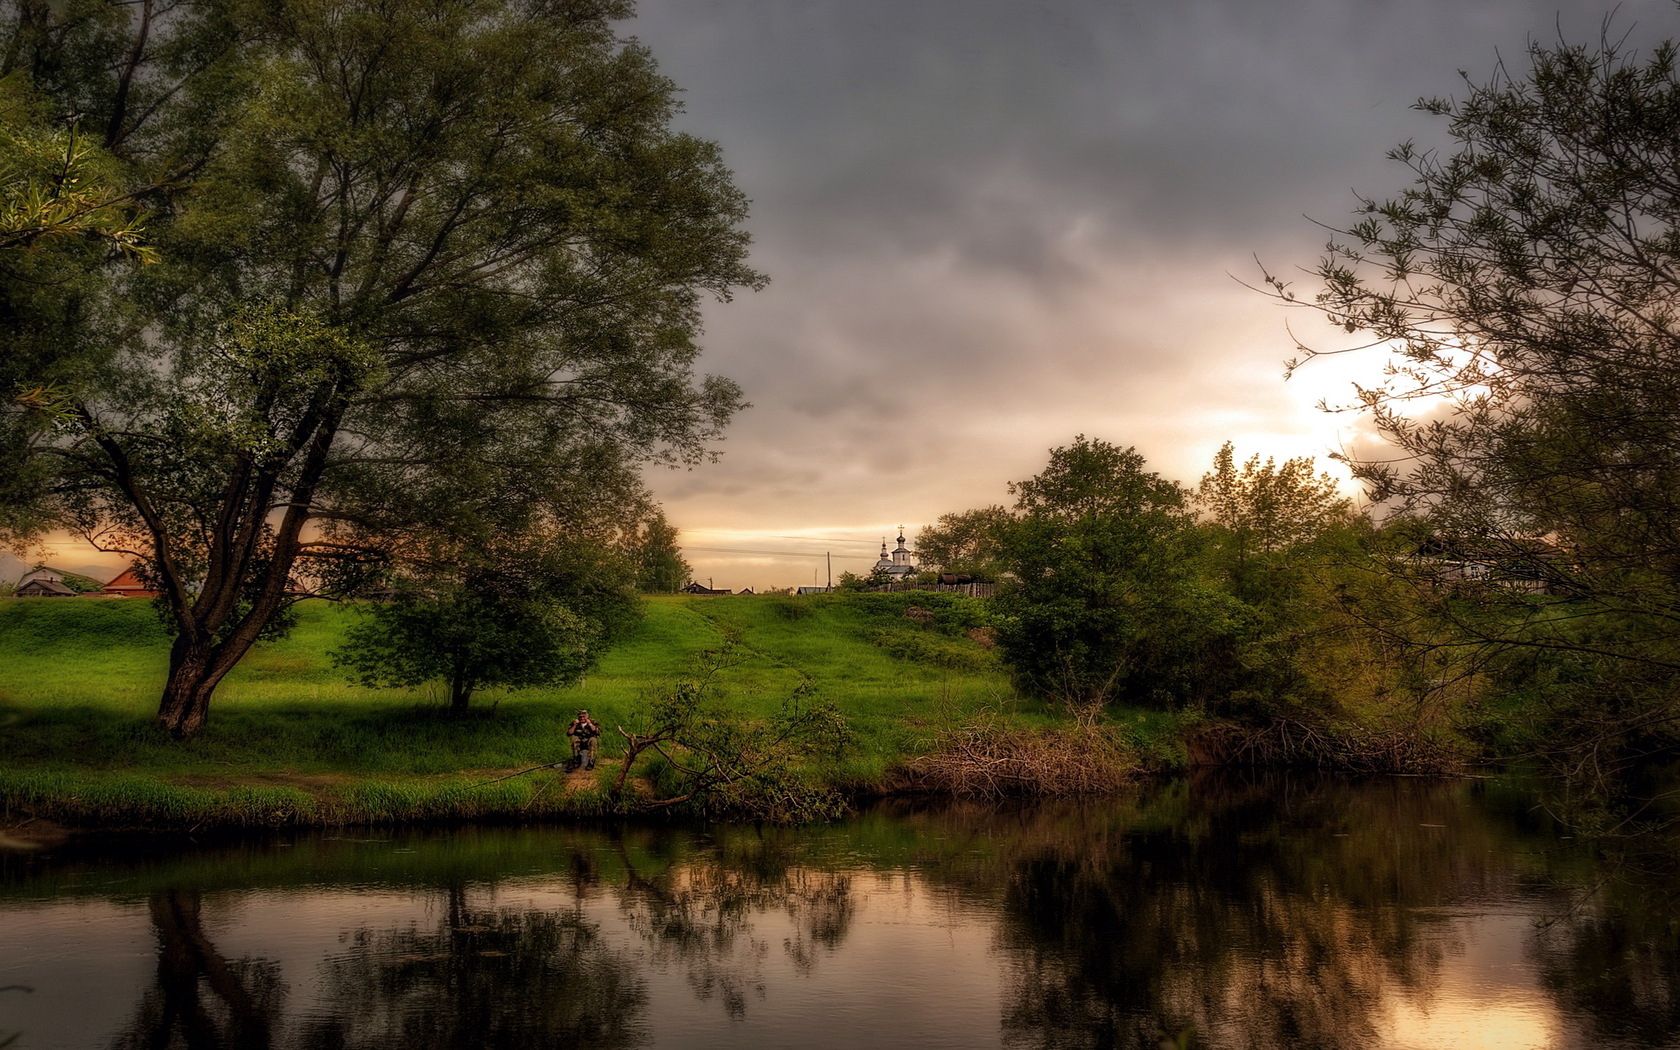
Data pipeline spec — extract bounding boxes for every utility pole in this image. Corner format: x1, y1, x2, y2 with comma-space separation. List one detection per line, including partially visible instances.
826, 551, 832, 589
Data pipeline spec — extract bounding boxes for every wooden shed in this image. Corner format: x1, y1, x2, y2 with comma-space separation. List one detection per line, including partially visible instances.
16, 577, 75, 597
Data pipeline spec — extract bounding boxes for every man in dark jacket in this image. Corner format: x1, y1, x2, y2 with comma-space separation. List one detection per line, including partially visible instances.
566, 710, 601, 771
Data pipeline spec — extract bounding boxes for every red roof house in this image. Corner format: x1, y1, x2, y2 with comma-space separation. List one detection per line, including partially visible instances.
101, 568, 161, 598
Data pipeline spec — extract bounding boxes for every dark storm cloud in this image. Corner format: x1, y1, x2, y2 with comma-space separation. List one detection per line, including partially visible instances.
625, 0, 1673, 587
641, 0, 1640, 251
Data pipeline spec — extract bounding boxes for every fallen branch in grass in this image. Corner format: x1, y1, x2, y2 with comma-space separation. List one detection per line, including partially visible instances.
469, 762, 564, 788
524, 775, 561, 811
612, 642, 852, 822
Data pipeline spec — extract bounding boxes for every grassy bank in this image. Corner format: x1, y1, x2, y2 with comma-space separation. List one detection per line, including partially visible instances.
0, 594, 1185, 827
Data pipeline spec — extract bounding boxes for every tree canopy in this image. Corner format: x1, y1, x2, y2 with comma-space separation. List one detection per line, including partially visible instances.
1, 0, 763, 736
915, 506, 1011, 580
334, 534, 637, 711
976, 436, 1235, 709
627, 508, 690, 593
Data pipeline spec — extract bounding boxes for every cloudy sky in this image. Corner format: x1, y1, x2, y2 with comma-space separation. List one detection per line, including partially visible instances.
611, 0, 1674, 589
10, 0, 1672, 590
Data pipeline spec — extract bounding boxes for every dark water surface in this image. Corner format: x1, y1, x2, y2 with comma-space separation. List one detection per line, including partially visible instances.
3, 774, 1679, 1049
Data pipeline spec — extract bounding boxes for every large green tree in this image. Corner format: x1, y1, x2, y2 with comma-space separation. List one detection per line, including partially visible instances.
1192, 443, 1378, 729
1195, 441, 1353, 604
914, 505, 1011, 580
987, 436, 1248, 709
1276, 29, 1680, 794
1, 0, 762, 737
334, 533, 637, 711
627, 507, 689, 593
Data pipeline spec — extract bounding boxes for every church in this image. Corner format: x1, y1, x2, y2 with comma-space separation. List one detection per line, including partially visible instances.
871, 528, 917, 579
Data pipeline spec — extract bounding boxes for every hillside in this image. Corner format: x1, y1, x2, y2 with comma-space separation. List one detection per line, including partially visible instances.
0, 593, 1076, 826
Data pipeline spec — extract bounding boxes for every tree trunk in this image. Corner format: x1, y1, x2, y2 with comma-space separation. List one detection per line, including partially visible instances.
450, 674, 473, 713
144, 890, 273, 1048
155, 622, 267, 739
157, 635, 219, 739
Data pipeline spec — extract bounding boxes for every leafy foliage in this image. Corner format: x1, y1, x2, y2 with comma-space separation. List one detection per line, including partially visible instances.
627, 509, 690, 594
0, 73, 155, 258
923, 435, 1422, 751
914, 505, 1012, 580
1197, 443, 1351, 576
985, 436, 1243, 710
1275, 29, 1680, 802
0, 71, 155, 537
614, 642, 851, 822
334, 537, 638, 710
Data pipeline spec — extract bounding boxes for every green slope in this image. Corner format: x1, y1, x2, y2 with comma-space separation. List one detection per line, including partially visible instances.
0, 593, 1044, 825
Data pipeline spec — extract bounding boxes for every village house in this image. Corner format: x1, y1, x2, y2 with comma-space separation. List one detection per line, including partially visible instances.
10, 563, 165, 598
12, 565, 95, 597
15, 575, 76, 597
1410, 535, 1565, 595
100, 567, 162, 598
681, 582, 732, 595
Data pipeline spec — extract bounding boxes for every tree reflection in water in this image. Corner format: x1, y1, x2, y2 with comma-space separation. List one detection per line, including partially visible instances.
299, 835, 858, 1042
110, 890, 285, 1050
615, 834, 856, 1016
1532, 851, 1680, 1047
302, 881, 648, 1049
16, 774, 1680, 1049
886, 774, 1566, 1049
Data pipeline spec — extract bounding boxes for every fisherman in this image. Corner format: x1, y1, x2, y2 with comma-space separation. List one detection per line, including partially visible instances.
566, 709, 601, 771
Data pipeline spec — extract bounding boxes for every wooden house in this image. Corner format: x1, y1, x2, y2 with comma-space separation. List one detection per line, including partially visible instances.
681, 582, 731, 595
101, 567, 161, 598
15, 576, 75, 597
13, 565, 98, 597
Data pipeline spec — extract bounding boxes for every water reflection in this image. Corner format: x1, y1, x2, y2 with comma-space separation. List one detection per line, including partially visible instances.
111, 891, 284, 1050
304, 883, 647, 1049
3, 774, 1679, 1049
1531, 855, 1680, 1047
615, 840, 856, 1016
984, 778, 1481, 1047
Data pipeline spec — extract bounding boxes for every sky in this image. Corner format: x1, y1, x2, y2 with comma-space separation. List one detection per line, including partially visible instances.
613, 0, 1677, 589
8, 0, 1674, 590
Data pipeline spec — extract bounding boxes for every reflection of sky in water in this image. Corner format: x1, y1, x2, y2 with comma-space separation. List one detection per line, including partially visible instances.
1375, 910, 1561, 1050
2, 782, 1676, 1049
0, 876, 1009, 1049
0, 880, 1628, 1047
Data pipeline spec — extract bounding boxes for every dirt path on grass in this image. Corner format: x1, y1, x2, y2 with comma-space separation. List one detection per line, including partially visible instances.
164, 762, 621, 793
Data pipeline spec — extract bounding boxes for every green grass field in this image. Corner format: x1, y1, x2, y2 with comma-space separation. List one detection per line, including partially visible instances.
0, 592, 1062, 826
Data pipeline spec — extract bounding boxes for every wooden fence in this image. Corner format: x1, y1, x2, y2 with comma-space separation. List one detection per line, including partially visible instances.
874, 581, 996, 598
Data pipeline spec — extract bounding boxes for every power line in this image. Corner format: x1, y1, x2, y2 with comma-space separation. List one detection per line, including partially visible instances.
753, 533, 906, 544
684, 539, 880, 552
683, 545, 864, 559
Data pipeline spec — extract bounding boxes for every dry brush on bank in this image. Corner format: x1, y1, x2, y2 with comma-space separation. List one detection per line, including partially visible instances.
904, 708, 1141, 799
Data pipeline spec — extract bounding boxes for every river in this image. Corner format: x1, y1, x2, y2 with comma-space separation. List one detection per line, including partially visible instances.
2, 773, 1677, 1049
